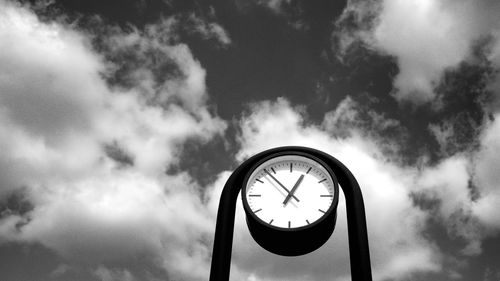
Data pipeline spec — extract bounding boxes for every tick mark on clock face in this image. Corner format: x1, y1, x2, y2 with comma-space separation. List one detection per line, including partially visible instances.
290, 163, 292, 172
306, 167, 312, 174
271, 167, 276, 174
254, 208, 262, 213
319, 209, 326, 214
306, 219, 310, 225
256, 178, 264, 183
320, 195, 333, 197
318, 178, 326, 184
249, 194, 261, 197
269, 219, 274, 225
288, 221, 291, 228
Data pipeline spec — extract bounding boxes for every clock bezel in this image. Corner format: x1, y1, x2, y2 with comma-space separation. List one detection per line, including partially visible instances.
242, 151, 339, 232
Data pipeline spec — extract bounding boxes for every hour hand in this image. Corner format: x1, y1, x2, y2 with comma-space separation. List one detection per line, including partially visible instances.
283, 174, 304, 206
264, 169, 299, 202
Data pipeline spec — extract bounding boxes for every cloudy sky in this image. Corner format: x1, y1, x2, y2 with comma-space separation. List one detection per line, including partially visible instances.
1, 0, 500, 280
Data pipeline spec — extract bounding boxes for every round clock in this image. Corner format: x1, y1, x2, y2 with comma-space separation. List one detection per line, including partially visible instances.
242, 151, 339, 256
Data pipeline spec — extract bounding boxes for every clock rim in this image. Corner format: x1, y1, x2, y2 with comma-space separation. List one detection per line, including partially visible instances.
242, 150, 339, 232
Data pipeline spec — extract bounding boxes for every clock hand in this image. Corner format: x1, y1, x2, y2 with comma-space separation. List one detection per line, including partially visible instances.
263, 169, 300, 202
283, 174, 304, 206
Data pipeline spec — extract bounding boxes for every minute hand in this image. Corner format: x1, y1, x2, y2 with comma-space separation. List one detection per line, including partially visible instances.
264, 169, 299, 202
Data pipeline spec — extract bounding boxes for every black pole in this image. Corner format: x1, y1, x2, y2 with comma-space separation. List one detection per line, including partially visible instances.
322, 154, 372, 281
208, 169, 240, 280
209, 146, 372, 281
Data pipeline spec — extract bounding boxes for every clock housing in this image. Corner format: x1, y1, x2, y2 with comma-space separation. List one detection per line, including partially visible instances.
242, 151, 339, 256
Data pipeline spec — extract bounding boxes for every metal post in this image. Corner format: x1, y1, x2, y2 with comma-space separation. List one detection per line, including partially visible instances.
321, 153, 372, 281
209, 155, 261, 281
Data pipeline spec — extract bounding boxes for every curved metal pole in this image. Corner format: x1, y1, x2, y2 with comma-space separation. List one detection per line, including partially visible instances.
209, 153, 263, 281
320, 153, 372, 281
209, 146, 372, 281
209, 170, 240, 280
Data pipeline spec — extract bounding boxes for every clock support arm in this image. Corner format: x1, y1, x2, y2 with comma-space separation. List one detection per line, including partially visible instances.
209, 168, 241, 281
209, 152, 262, 281
321, 154, 372, 281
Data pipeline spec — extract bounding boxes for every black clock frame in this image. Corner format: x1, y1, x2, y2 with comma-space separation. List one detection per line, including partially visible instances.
241, 151, 340, 256
209, 146, 372, 281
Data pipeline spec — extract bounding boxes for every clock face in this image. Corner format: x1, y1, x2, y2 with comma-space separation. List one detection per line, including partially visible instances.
244, 154, 336, 229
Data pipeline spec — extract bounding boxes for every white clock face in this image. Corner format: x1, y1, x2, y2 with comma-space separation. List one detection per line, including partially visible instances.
245, 155, 335, 229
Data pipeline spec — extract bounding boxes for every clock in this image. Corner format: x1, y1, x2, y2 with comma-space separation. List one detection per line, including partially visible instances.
242, 151, 339, 256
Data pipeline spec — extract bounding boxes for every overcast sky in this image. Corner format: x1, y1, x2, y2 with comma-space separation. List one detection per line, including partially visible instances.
1, 0, 500, 280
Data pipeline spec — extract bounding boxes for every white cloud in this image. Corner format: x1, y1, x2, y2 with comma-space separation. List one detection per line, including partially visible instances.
418, 157, 471, 219
186, 13, 232, 46
488, 31, 500, 109
338, 0, 500, 104
471, 28, 500, 231
472, 113, 500, 230
0, 1, 225, 280
418, 113, 500, 258
428, 121, 456, 154
256, 0, 292, 14
93, 266, 136, 281
102, 18, 226, 115
416, 155, 483, 255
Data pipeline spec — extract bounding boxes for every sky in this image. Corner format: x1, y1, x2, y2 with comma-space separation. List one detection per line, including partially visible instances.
0, 0, 500, 280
